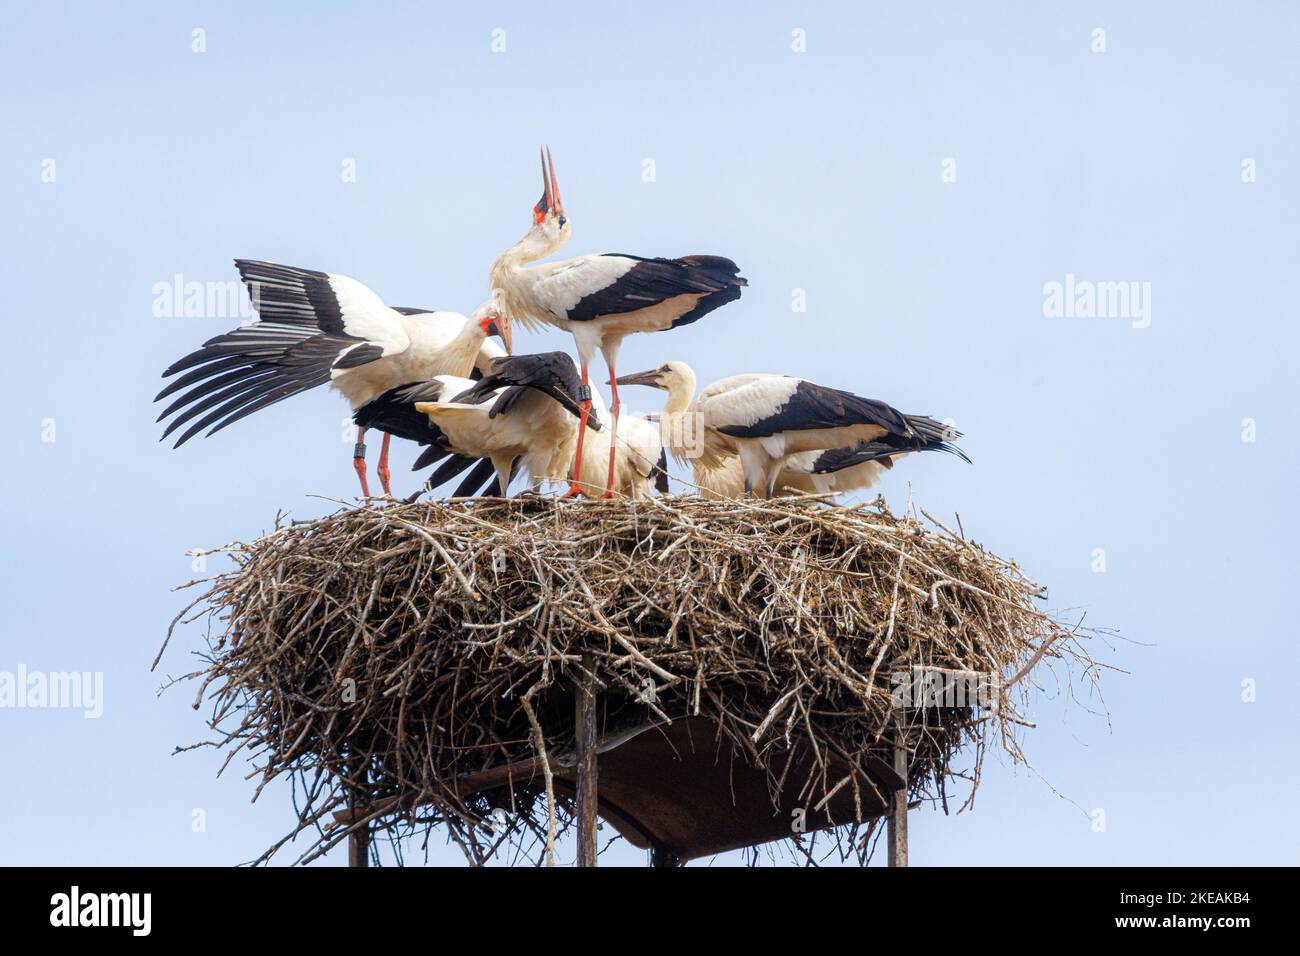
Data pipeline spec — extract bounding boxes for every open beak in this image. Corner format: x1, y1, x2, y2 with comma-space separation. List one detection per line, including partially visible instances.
539, 147, 553, 215
546, 145, 563, 215
490, 313, 514, 354
536, 145, 564, 220
612, 369, 662, 389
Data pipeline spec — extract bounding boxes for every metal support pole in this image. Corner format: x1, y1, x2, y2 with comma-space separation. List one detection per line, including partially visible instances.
348, 824, 371, 868
575, 653, 599, 867
887, 733, 909, 867
347, 755, 370, 868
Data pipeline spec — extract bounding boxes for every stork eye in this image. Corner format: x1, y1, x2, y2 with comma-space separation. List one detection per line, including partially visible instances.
558, 216, 567, 228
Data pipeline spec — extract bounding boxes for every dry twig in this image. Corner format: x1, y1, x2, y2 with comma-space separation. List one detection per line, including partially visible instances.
160, 495, 1100, 866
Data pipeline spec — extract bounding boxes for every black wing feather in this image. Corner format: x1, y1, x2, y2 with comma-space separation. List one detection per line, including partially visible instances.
156, 259, 383, 446
419, 452, 477, 484
452, 352, 599, 428
453, 458, 497, 497
566, 255, 746, 325
353, 381, 450, 447
155, 351, 283, 402
652, 447, 670, 494
717, 380, 911, 440
810, 416, 970, 472
670, 281, 743, 329
232, 259, 344, 332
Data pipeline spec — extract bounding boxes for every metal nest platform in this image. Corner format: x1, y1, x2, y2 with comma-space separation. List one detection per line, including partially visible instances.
160, 496, 1099, 866
335, 707, 909, 867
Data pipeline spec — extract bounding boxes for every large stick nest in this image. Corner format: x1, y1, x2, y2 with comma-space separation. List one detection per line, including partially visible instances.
160, 495, 1101, 866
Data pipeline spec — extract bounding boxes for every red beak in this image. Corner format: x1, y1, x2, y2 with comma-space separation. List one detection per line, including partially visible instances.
534, 145, 563, 222
546, 145, 562, 213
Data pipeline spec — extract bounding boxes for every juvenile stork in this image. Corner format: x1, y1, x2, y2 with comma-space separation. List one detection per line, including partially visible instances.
573, 407, 668, 500
616, 361, 968, 498
155, 260, 512, 496
489, 148, 746, 497
698, 443, 921, 500
353, 352, 600, 499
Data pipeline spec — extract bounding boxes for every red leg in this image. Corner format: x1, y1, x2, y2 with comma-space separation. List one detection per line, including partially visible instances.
377, 431, 392, 497
353, 427, 371, 497
560, 362, 591, 498
602, 365, 620, 498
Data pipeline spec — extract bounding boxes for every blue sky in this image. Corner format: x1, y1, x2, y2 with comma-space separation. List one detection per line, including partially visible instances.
1, 1, 1296, 865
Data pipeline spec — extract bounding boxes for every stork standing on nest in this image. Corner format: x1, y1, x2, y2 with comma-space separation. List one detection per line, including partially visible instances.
697, 443, 918, 500
353, 352, 600, 499
489, 147, 746, 497
394, 385, 667, 500
616, 361, 969, 498
155, 260, 512, 497
570, 405, 667, 500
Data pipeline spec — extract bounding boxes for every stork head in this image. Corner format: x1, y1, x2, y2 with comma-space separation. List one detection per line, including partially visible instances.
613, 362, 697, 416
614, 361, 694, 395
472, 299, 513, 354
527, 145, 570, 254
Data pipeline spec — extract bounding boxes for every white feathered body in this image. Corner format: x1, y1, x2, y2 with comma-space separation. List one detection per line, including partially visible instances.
663, 373, 889, 494
324, 274, 498, 408
416, 380, 578, 496
491, 252, 744, 370
518, 390, 663, 498
695, 452, 893, 500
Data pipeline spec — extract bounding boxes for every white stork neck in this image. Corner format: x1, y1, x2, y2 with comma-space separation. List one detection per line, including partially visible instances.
453, 315, 485, 348
657, 373, 697, 458
494, 227, 558, 272
490, 231, 561, 329
662, 369, 696, 416
434, 316, 485, 372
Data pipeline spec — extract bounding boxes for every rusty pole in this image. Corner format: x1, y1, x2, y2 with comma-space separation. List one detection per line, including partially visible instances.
575, 652, 599, 867
887, 729, 909, 867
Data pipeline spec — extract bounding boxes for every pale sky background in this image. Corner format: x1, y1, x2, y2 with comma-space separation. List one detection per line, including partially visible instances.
1, 1, 1296, 866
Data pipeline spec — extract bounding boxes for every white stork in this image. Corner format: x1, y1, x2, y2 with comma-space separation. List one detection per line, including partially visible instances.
615, 361, 968, 498
698, 445, 909, 500
389, 362, 666, 500
155, 259, 512, 496
353, 352, 600, 499
574, 407, 667, 499
489, 148, 746, 497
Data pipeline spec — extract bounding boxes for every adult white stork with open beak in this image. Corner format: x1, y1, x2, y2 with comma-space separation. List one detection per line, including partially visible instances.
155, 260, 512, 496
353, 352, 600, 499
616, 361, 969, 499
489, 147, 746, 498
